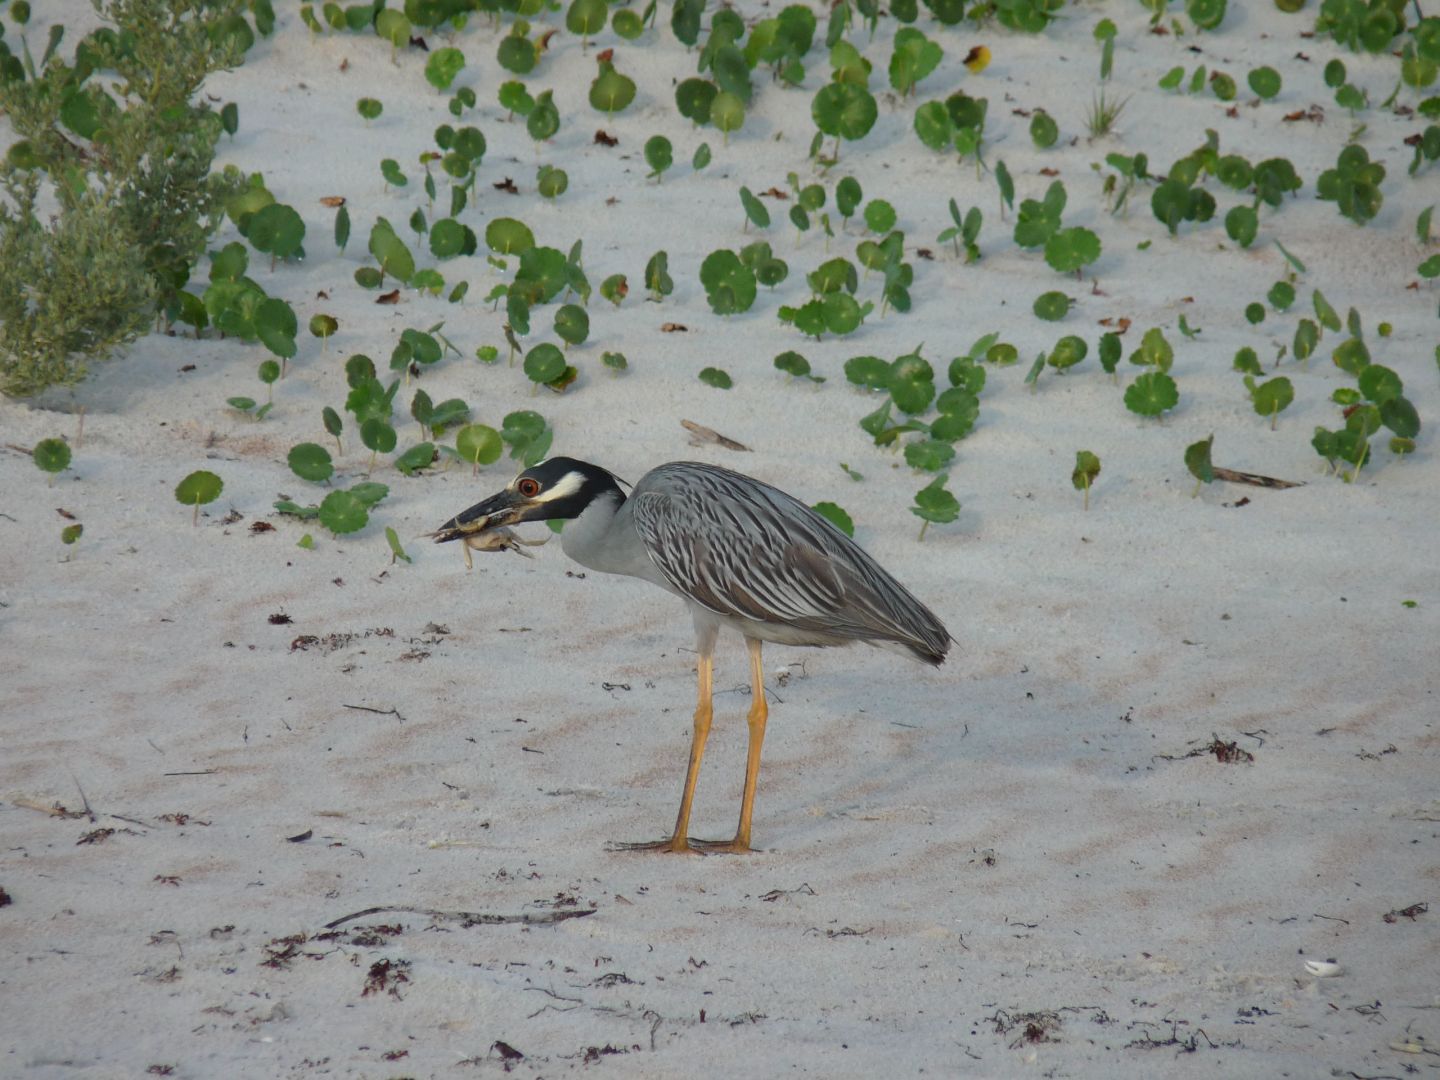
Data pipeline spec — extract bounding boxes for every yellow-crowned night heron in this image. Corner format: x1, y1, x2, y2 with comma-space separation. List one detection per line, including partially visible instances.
433, 458, 951, 854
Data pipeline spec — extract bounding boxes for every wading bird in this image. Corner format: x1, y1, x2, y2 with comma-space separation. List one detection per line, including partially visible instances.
433, 458, 950, 853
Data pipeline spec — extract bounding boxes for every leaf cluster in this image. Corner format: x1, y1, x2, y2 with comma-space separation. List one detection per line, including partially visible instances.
1317, 144, 1386, 225
0, 0, 255, 395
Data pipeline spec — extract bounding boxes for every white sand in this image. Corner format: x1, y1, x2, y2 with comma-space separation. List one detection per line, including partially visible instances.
3, 2, 1437, 1076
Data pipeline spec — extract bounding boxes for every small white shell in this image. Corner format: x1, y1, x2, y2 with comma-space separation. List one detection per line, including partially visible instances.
1303, 959, 1343, 978
1388, 1035, 1430, 1054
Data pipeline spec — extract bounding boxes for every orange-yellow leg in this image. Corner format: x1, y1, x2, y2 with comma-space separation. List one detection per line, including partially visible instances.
691, 637, 768, 854
612, 648, 714, 854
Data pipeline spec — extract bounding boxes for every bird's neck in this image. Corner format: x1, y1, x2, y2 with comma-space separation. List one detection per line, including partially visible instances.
559, 489, 643, 576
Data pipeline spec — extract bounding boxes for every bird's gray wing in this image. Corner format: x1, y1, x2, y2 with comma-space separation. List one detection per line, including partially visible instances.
629, 478, 848, 628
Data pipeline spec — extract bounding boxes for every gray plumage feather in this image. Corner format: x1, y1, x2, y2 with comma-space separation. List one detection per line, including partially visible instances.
628, 462, 951, 665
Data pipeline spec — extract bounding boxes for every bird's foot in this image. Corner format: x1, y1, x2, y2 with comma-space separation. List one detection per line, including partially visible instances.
688, 837, 753, 854
606, 835, 754, 855
606, 836, 699, 854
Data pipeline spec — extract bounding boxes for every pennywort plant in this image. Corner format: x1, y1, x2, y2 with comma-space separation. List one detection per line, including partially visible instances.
1123, 327, 1180, 419
32, 438, 71, 485
1072, 451, 1101, 510
175, 470, 224, 526
938, 199, 982, 262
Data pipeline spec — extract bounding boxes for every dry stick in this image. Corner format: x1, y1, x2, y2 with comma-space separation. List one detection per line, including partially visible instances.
1211, 466, 1304, 489
342, 704, 406, 724
324, 905, 598, 931
69, 772, 96, 823
681, 419, 751, 452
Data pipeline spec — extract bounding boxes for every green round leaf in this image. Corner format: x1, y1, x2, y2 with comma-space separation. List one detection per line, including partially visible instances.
526, 93, 560, 141
774, 350, 811, 378
1267, 281, 1296, 311
1049, 335, 1088, 370
1380, 396, 1420, 438
425, 47, 466, 92
345, 354, 376, 387
309, 314, 339, 338
1185, 435, 1215, 484
1072, 450, 1101, 491
1124, 371, 1180, 417
497, 35, 537, 75
904, 439, 954, 472
485, 217, 535, 255
375, 8, 411, 44
255, 301, 298, 363
712, 44, 753, 103
175, 470, 223, 506
913, 101, 953, 151
1029, 110, 1059, 149
1187, 0, 1227, 31
394, 443, 436, 475
318, 489, 368, 535
498, 80, 535, 115
524, 343, 566, 383
863, 200, 896, 233
711, 90, 746, 134
248, 203, 306, 259
1248, 66, 1281, 99
988, 342, 1020, 366
590, 63, 637, 113
1225, 205, 1258, 247
1033, 291, 1072, 321
675, 78, 717, 125
288, 442, 334, 483
613, 8, 643, 39
360, 418, 397, 454
453, 126, 486, 162
33, 438, 71, 474
1358, 364, 1402, 404
1251, 376, 1294, 419
430, 218, 466, 258
566, 0, 608, 35
823, 293, 863, 335
554, 304, 589, 345
845, 355, 889, 390
537, 165, 568, 198
1044, 227, 1101, 273
1333, 337, 1371, 375
911, 476, 959, 526
348, 482, 389, 508
1233, 347, 1262, 376
644, 135, 673, 176
699, 366, 733, 389
889, 361, 935, 415
812, 83, 878, 142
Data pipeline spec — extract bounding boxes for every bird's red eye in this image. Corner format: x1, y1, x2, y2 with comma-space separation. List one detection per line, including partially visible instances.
517, 478, 541, 498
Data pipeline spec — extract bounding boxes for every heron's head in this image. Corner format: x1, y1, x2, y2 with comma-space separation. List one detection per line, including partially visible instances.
431, 457, 624, 543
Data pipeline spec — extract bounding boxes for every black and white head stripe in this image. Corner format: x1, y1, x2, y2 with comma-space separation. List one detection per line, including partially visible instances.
514, 457, 626, 519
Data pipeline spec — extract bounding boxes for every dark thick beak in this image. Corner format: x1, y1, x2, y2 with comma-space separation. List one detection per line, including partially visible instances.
429, 487, 530, 544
